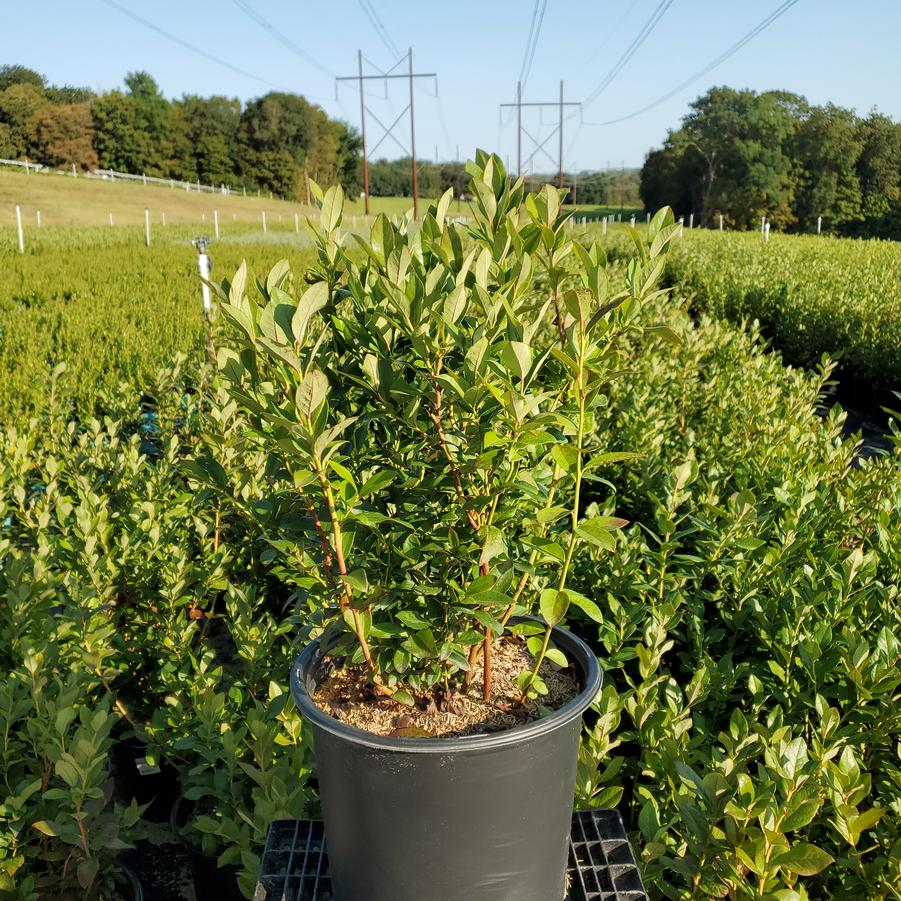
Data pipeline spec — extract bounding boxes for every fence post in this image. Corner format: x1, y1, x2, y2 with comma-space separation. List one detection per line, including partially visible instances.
294, 212, 299, 233
764, 221, 771, 242
646, 212, 650, 224
72, 163, 77, 177
689, 213, 694, 229
214, 209, 219, 239
761, 215, 766, 234
602, 218, 607, 236
15, 204, 24, 253
145, 208, 151, 246
719, 214, 723, 231
817, 215, 822, 235
109, 211, 114, 226
36, 210, 41, 228
162, 212, 166, 226
262, 211, 267, 234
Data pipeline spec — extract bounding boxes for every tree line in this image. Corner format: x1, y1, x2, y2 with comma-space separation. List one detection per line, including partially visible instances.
366, 157, 641, 206
640, 86, 901, 238
0, 64, 361, 201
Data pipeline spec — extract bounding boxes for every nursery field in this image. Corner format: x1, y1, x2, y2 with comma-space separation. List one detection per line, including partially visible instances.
662, 231, 901, 401
0, 189, 899, 901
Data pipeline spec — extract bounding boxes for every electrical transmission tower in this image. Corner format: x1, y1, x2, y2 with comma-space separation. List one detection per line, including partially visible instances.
500, 81, 581, 190
337, 49, 437, 219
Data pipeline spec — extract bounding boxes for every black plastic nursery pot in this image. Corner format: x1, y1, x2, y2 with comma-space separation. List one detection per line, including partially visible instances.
290, 619, 602, 901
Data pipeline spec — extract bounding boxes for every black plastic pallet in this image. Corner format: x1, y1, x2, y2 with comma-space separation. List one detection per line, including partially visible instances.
256, 809, 647, 901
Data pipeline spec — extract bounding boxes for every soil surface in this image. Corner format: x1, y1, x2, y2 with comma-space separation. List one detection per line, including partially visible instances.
313, 635, 580, 738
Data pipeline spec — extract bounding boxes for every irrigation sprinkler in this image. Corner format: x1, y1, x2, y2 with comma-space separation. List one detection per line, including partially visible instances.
214, 209, 220, 239
15, 205, 24, 253
145, 208, 151, 247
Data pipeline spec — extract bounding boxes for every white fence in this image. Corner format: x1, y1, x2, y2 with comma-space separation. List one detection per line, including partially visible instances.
0, 157, 244, 195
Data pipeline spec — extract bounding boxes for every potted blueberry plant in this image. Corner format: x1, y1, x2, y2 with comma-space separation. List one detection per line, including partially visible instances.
214, 152, 676, 901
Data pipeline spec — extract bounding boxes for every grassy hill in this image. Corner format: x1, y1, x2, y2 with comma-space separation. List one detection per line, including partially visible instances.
0, 168, 446, 230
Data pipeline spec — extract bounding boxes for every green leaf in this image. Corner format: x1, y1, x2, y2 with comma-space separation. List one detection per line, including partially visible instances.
77, 858, 99, 890
782, 798, 820, 832
292, 282, 329, 343
480, 526, 506, 567
343, 569, 369, 593
645, 324, 681, 346
408, 629, 438, 658
545, 647, 568, 667
575, 517, 619, 550
32, 820, 59, 837
295, 369, 329, 419
775, 843, 834, 876
539, 588, 570, 626
55, 759, 80, 788
563, 589, 604, 624
500, 341, 532, 381
229, 260, 247, 306
551, 445, 579, 472
848, 807, 884, 837
266, 258, 290, 294
397, 611, 431, 630
360, 470, 396, 497
442, 285, 467, 325
320, 184, 344, 231
586, 451, 640, 469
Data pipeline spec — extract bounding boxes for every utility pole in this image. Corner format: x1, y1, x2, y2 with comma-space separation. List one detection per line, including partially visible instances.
516, 81, 522, 175
337, 48, 436, 219
557, 81, 564, 189
500, 81, 580, 190
358, 50, 370, 215
407, 48, 420, 218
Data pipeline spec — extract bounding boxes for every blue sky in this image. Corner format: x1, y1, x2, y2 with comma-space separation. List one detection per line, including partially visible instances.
3, 1, 900, 170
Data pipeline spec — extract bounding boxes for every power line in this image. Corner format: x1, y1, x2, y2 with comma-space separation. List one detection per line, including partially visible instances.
519, 0, 548, 90
357, 0, 402, 60
518, 2, 541, 86
582, 0, 675, 108
571, 0, 642, 76
230, 0, 334, 78
97, 0, 292, 92
583, 0, 802, 126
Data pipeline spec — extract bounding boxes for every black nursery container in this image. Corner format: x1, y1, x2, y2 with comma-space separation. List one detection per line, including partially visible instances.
290, 619, 602, 901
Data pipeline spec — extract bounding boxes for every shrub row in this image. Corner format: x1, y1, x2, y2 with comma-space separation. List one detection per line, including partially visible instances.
660, 230, 901, 399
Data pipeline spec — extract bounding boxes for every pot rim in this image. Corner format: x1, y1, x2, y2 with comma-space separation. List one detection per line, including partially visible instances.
290, 616, 602, 754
